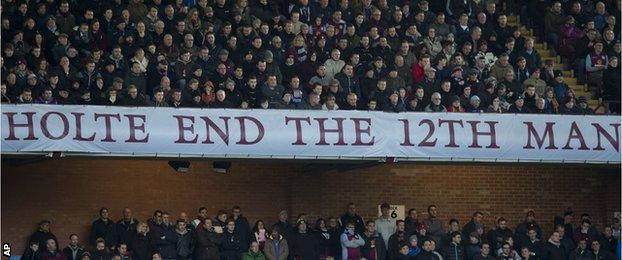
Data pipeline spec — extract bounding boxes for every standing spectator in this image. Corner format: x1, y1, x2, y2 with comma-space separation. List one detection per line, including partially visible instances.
23, 241, 42, 260
174, 219, 194, 260
376, 203, 397, 248
424, 205, 445, 244
339, 203, 365, 234
585, 41, 608, 96
116, 208, 139, 246
340, 221, 365, 260
292, 220, 320, 260
544, 2, 564, 49
264, 228, 289, 260
361, 221, 388, 260
232, 206, 252, 253
27, 221, 58, 251
195, 219, 222, 260
388, 221, 408, 259
129, 223, 152, 260
442, 232, 464, 260
221, 219, 243, 260
90, 208, 117, 250
487, 218, 513, 252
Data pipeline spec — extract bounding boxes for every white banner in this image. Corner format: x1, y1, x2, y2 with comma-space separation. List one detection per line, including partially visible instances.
1, 104, 620, 163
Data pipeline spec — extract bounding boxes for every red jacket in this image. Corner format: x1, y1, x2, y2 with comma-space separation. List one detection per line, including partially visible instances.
411, 63, 426, 84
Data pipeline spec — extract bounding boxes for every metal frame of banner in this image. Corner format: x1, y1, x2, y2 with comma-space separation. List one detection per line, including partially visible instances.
0, 151, 617, 164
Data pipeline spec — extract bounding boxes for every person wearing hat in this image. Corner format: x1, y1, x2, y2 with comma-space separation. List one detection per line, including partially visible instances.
26, 220, 58, 252
468, 95, 484, 113
576, 96, 594, 114
507, 95, 531, 113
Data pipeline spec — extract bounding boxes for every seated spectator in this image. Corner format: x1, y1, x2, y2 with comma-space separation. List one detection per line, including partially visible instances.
242, 241, 265, 260
90, 239, 111, 260
63, 235, 85, 260
425, 92, 447, 112
507, 95, 531, 114
42, 239, 67, 260
447, 95, 465, 112
468, 95, 484, 113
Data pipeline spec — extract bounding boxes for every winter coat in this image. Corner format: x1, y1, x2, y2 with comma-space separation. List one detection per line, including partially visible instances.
264, 236, 289, 260
130, 233, 153, 260
194, 228, 221, 260
90, 219, 117, 247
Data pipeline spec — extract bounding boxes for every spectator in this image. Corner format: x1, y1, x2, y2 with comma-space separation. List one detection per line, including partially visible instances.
544, 232, 567, 260
62, 235, 85, 260
585, 41, 608, 95
405, 209, 421, 237
425, 92, 447, 112
544, 2, 564, 49
242, 241, 265, 260
560, 96, 582, 115
174, 219, 194, 260
423, 205, 445, 244
23, 241, 42, 260
340, 221, 365, 260
388, 220, 408, 259
195, 219, 222, 260
376, 203, 397, 248
442, 231, 464, 260
361, 220, 388, 260
90, 208, 117, 250
91, 238, 113, 260
42, 239, 67, 260
264, 228, 289, 260
487, 218, 513, 252
473, 243, 495, 260
591, 240, 615, 260
292, 220, 319, 260
569, 239, 591, 260
116, 208, 139, 246
339, 203, 365, 234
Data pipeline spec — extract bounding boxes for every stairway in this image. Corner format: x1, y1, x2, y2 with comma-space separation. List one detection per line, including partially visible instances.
507, 16, 604, 113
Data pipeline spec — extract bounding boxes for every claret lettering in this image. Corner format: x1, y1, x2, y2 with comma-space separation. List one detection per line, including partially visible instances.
173, 115, 264, 145
400, 119, 499, 149
524, 121, 620, 151
285, 117, 375, 146
3, 111, 150, 143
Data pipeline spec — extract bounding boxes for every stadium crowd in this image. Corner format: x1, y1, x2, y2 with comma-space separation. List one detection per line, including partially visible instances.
0, 0, 620, 114
21, 204, 621, 260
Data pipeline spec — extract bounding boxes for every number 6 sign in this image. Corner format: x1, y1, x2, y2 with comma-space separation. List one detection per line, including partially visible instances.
377, 204, 406, 220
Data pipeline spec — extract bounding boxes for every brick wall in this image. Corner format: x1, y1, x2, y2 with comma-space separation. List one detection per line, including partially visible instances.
2, 158, 620, 254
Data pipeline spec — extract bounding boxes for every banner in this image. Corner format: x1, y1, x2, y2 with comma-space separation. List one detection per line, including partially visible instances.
1, 104, 620, 163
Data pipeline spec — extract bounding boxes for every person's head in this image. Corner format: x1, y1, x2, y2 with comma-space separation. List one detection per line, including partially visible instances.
226, 219, 235, 232
431, 92, 441, 105
481, 243, 491, 256
399, 242, 410, 255
152, 252, 162, 260
278, 210, 288, 222
422, 240, 433, 252
577, 238, 587, 250
380, 203, 391, 216
176, 219, 187, 231
451, 231, 462, 244
520, 247, 531, 258
469, 232, 480, 244
137, 222, 149, 234
95, 238, 105, 251
591, 240, 601, 252
527, 228, 537, 240
594, 41, 604, 53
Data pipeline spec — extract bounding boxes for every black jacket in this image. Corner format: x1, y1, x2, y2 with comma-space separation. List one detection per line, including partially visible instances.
90, 219, 117, 247
62, 246, 85, 260
174, 230, 194, 259
221, 231, 242, 260
542, 241, 566, 260
129, 233, 152, 260
292, 232, 320, 260
152, 225, 177, 259
27, 230, 58, 250
442, 243, 464, 260
116, 219, 139, 245
194, 228, 221, 260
